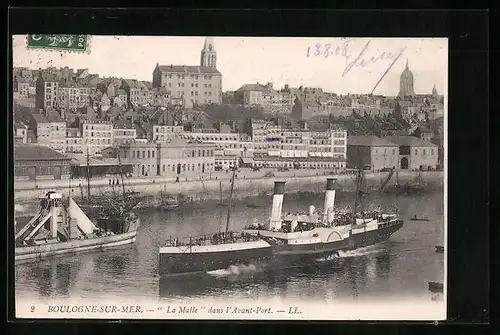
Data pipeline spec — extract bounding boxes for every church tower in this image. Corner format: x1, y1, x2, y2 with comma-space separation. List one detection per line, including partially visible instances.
398, 60, 415, 98
432, 84, 438, 98
200, 37, 217, 68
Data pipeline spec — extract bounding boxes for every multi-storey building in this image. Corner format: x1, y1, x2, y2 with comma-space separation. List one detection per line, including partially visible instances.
30, 113, 51, 145
81, 121, 114, 156
113, 120, 137, 145
121, 79, 151, 107
65, 128, 84, 156
152, 37, 222, 105
57, 82, 91, 110
113, 89, 128, 108
153, 125, 183, 142
46, 111, 66, 153
243, 118, 283, 155
234, 83, 265, 105
17, 79, 32, 97
119, 140, 216, 177
13, 122, 29, 144
181, 130, 243, 170
35, 72, 59, 110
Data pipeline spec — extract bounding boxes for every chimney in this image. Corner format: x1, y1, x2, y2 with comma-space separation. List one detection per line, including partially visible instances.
269, 181, 286, 230
323, 178, 336, 224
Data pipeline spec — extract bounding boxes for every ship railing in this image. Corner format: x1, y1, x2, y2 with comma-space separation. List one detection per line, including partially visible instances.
162, 231, 261, 247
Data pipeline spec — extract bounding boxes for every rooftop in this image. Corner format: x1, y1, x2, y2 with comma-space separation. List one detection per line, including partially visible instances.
15, 145, 71, 161
236, 84, 266, 92
157, 65, 222, 75
31, 113, 49, 124
385, 135, 437, 147
347, 136, 398, 147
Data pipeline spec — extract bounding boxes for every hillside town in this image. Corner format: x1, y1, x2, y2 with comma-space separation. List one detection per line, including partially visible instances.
13, 37, 444, 183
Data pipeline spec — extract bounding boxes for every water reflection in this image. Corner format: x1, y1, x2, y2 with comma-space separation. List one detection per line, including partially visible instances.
23, 261, 80, 299
16, 191, 445, 303
158, 261, 347, 300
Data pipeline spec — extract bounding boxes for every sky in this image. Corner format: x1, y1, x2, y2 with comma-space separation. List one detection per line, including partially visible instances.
12, 35, 447, 96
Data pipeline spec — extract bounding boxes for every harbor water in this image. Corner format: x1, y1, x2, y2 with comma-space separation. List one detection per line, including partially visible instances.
15, 190, 445, 304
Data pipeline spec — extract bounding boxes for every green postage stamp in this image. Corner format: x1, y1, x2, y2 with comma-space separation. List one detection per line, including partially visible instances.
26, 34, 90, 53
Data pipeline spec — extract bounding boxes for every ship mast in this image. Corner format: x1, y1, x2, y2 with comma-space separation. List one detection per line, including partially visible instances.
117, 147, 127, 204
86, 147, 91, 205
354, 169, 362, 216
225, 167, 237, 233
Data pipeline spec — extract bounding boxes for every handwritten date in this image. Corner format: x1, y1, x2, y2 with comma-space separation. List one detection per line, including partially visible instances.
306, 40, 407, 93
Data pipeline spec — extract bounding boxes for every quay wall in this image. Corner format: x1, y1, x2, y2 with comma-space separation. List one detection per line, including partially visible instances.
14, 170, 444, 215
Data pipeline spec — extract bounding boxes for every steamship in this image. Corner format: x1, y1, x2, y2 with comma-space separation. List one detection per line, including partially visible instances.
159, 172, 403, 276
242, 175, 404, 267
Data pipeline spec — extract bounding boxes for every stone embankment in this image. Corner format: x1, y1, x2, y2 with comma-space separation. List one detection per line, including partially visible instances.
14, 169, 444, 216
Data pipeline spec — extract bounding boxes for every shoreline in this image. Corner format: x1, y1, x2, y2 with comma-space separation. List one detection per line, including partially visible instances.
14, 170, 444, 217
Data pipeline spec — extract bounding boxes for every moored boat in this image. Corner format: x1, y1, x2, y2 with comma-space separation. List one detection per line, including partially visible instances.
410, 214, 430, 222
15, 191, 140, 262
428, 281, 444, 293
435, 245, 444, 253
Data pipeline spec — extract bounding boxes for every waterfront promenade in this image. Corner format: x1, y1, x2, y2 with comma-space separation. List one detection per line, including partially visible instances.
14, 168, 444, 204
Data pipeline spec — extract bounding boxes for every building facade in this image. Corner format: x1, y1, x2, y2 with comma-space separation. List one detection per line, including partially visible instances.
385, 135, 438, 170
152, 37, 223, 105
65, 128, 85, 156
81, 121, 114, 156
347, 136, 399, 171
153, 125, 184, 142
14, 145, 72, 181
35, 72, 59, 110
120, 140, 216, 177
113, 121, 137, 145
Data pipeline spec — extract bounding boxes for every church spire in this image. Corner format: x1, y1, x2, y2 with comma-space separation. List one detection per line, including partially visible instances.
405, 59, 409, 70
200, 37, 217, 68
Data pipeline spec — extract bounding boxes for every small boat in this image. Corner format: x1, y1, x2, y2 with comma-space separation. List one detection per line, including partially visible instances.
160, 197, 179, 211
428, 281, 444, 293
435, 245, 444, 253
410, 215, 430, 222
246, 203, 263, 209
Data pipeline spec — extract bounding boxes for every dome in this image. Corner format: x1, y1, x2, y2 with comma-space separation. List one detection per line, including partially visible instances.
400, 60, 414, 79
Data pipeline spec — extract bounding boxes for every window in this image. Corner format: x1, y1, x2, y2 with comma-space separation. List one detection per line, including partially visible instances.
415, 149, 418, 155
393, 149, 396, 155
423, 149, 426, 155
152, 150, 155, 158
142, 150, 145, 158
431, 149, 435, 155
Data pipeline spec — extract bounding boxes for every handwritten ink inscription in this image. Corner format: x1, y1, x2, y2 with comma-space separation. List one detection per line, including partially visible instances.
306, 40, 407, 93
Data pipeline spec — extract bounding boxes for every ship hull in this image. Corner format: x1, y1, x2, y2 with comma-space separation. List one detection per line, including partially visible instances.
15, 230, 137, 263
159, 240, 273, 277
262, 220, 404, 267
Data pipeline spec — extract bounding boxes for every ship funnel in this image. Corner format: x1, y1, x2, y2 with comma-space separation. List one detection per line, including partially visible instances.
309, 205, 315, 216
269, 181, 286, 230
323, 178, 336, 224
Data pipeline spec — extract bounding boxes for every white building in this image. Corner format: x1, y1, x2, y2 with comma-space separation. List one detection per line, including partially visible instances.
81, 121, 114, 156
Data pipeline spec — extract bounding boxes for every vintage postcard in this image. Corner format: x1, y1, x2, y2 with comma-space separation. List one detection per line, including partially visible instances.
12, 35, 447, 320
